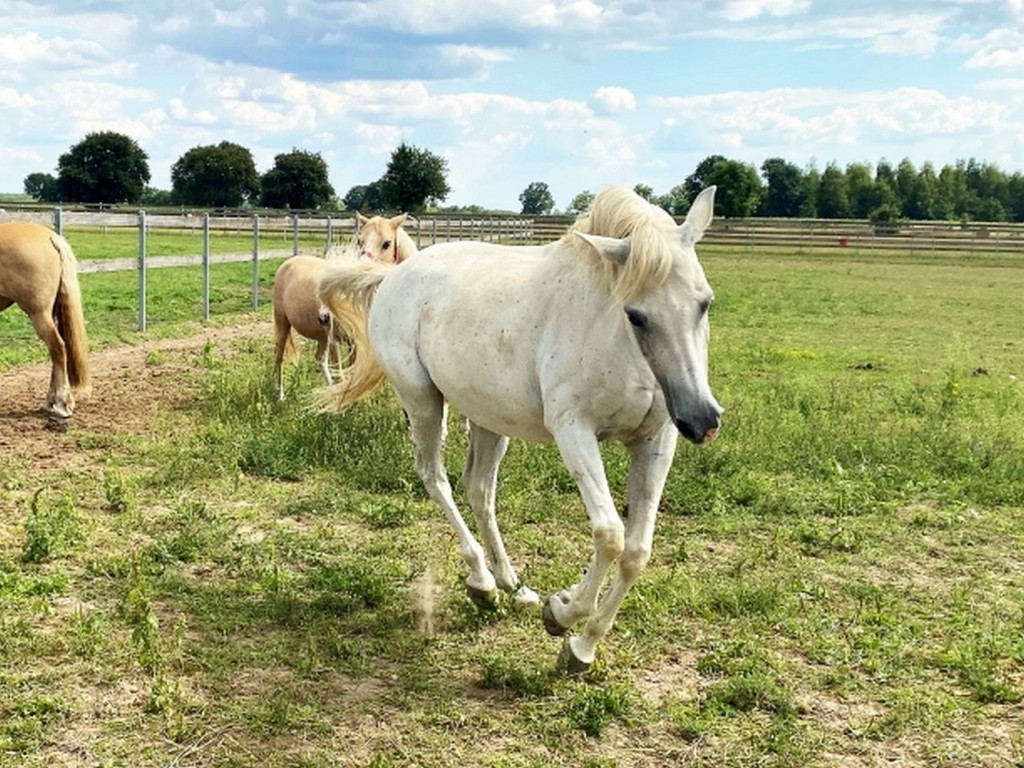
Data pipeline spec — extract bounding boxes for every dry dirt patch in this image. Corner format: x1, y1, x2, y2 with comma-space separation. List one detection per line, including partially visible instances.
0, 319, 269, 476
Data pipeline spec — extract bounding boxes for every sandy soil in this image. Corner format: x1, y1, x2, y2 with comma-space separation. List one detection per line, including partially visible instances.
0, 319, 269, 475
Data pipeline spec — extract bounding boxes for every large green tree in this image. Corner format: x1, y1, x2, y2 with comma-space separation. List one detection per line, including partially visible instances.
260, 149, 335, 210
379, 142, 450, 212
519, 181, 555, 214
657, 184, 691, 216
567, 190, 595, 215
759, 157, 806, 217
342, 182, 388, 212
683, 155, 727, 203
56, 131, 150, 204
703, 159, 764, 218
817, 163, 851, 218
24, 172, 60, 202
171, 141, 260, 208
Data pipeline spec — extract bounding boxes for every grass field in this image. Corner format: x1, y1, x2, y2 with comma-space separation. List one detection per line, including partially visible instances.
1, 244, 1023, 766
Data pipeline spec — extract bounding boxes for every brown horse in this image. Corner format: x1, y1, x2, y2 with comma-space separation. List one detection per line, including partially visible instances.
0, 222, 90, 418
272, 213, 415, 400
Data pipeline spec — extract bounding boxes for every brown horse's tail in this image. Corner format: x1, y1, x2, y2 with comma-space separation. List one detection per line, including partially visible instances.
50, 234, 91, 394
313, 260, 394, 412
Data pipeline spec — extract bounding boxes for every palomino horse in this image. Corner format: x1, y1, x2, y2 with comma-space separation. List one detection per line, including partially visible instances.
0, 222, 90, 418
272, 213, 414, 400
316, 186, 721, 672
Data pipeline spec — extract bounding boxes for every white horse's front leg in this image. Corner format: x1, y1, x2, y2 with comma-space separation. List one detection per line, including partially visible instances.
543, 424, 624, 646
562, 422, 678, 672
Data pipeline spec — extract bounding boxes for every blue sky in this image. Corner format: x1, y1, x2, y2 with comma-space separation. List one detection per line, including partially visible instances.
1, 0, 1022, 211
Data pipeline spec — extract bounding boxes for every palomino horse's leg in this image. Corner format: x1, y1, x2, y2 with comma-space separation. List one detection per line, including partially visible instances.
399, 387, 497, 606
461, 424, 539, 605
314, 338, 333, 386
542, 424, 625, 652
273, 316, 291, 401
558, 422, 679, 673
27, 309, 73, 417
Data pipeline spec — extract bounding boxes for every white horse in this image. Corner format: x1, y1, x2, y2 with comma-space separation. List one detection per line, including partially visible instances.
317, 185, 722, 673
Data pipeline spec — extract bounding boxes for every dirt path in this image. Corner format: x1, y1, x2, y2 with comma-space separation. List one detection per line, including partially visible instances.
0, 319, 270, 475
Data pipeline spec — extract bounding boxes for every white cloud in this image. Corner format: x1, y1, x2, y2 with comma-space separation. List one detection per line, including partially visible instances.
0, 31, 111, 67
716, 0, 811, 22
213, 4, 268, 28
584, 136, 636, 166
590, 86, 636, 115
965, 47, 1024, 68
0, 86, 37, 110
650, 86, 1005, 148
868, 28, 939, 56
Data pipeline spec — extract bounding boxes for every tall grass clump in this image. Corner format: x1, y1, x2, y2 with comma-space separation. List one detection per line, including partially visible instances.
155, 338, 419, 492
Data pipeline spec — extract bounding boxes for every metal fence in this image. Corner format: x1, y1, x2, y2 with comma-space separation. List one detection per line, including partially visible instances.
3, 207, 1022, 331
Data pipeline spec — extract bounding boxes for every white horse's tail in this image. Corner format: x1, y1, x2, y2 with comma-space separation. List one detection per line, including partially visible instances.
313, 260, 394, 412
50, 234, 91, 394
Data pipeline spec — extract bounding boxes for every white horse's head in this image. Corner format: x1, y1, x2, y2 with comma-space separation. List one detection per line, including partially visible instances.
356, 212, 413, 263
575, 186, 722, 444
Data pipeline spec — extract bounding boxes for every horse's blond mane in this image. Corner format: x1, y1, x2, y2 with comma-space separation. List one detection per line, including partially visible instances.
563, 185, 680, 303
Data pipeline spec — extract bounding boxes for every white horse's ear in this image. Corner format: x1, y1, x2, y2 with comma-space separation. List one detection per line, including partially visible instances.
679, 185, 716, 246
356, 212, 369, 229
574, 231, 630, 265
390, 213, 408, 228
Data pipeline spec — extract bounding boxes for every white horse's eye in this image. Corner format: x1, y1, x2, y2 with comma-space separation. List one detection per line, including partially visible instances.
698, 298, 712, 316
383, 240, 392, 250
625, 307, 648, 329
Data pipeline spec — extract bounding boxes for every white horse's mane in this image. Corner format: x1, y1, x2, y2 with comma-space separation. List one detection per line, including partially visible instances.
564, 185, 681, 304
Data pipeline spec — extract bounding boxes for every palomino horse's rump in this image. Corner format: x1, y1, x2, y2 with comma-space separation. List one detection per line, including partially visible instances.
272, 213, 415, 401
0, 221, 90, 418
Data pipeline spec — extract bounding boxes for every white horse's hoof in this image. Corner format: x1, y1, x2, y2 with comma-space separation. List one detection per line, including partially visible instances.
542, 597, 569, 636
466, 584, 499, 610
557, 637, 592, 676
512, 585, 540, 606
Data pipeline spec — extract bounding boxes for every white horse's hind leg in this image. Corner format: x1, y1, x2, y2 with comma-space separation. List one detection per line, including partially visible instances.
563, 422, 678, 672
399, 386, 498, 606
461, 425, 539, 605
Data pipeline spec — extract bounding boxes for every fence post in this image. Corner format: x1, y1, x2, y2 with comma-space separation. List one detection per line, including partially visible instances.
138, 210, 147, 332
202, 213, 211, 322
326, 214, 333, 251
252, 214, 260, 310
53, 207, 63, 236
292, 213, 300, 256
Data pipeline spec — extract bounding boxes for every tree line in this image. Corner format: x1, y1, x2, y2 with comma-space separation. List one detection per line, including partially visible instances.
23, 131, 1024, 222
23, 131, 450, 214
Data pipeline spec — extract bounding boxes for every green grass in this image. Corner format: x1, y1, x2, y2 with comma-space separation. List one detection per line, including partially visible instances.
1, 247, 1023, 766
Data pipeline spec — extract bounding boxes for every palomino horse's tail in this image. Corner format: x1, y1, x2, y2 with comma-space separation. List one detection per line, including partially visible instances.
50, 233, 91, 393
313, 260, 393, 412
